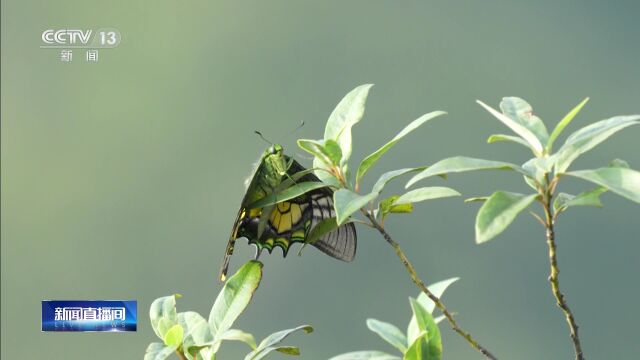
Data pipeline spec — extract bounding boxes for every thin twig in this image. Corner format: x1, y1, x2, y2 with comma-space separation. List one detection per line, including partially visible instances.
362, 210, 498, 360
542, 185, 584, 360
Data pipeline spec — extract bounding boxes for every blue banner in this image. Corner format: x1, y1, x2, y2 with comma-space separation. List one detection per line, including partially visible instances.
42, 300, 137, 332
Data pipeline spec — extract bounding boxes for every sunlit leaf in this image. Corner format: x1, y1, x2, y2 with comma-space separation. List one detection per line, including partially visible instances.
297, 139, 334, 167
406, 156, 527, 188
409, 299, 442, 360
477, 100, 544, 155
403, 332, 426, 360
547, 97, 589, 152
372, 168, 426, 194
487, 134, 530, 148
366, 319, 408, 353
144, 342, 178, 360
163, 324, 184, 347
564, 167, 640, 204
555, 115, 640, 173
245, 325, 313, 360
500, 97, 549, 145
210, 261, 263, 338
407, 278, 458, 344
177, 311, 213, 358
334, 189, 378, 225
150, 295, 180, 339
324, 84, 374, 166
554, 187, 607, 211
356, 111, 446, 183
329, 351, 402, 360
475, 192, 538, 244
393, 187, 460, 206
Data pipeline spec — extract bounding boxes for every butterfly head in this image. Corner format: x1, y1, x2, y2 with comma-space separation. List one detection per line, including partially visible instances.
263, 143, 288, 176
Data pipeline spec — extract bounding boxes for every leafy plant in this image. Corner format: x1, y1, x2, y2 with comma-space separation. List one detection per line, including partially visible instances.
293, 84, 497, 359
145, 261, 313, 360
406, 96, 640, 360
330, 278, 458, 360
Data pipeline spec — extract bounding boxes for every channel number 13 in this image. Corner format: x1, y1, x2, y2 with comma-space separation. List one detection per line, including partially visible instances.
99, 31, 118, 46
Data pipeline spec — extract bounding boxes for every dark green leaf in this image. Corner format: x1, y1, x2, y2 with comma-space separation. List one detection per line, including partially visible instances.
247, 182, 328, 209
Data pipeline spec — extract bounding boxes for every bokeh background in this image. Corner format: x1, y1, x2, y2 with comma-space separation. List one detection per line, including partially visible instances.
2, 0, 639, 359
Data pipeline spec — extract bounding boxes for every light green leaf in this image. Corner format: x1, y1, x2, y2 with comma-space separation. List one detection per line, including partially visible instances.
210, 261, 263, 338
334, 189, 378, 225
247, 182, 328, 209
297, 139, 334, 167
245, 325, 313, 360
487, 134, 530, 148
554, 187, 607, 211
144, 343, 178, 360
555, 115, 640, 173
547, 97, 589, 152
464, 197, 488, 203
366, 319, 408, 353
329, 351, 402, 360
609, 158, 630, 169
409, 299, 442, 360
475, 192, 538, 244
406, 156, 526, 188
407, 278, 458, 344
477, 100, 544, 155
217, 329, 257, 349
500, 97, 549, 145
356, 111, 446, 183
372, 168, 427, 194
324, 84, 374, 165
393, 187, 460, 206
150, 295, 180, 339
177, 312, 213, 359
403, 332, 426, 360
564, 167, 640, 203
164, 324, 184, 347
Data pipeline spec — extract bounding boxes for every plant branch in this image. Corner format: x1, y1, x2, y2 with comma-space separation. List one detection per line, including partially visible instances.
176, 350, 189, 360
362, 210, 498, 360
542, 188, 584, 360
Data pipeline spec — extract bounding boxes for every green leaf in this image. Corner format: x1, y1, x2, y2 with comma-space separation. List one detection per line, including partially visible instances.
217, 329, 257, 349
372, 168, 427, 194
356, 111, 446, 184
334, 189, 378, 225
554, 187, 607, 211
409, 299, 442, 360
406, 156, 526, 188
329, 351, 402, 360
609, 158, 630, 169
547, 97, 589, 152
464, 197, 488, 203
297, 139, 334, 167
366, 319, 408, 353
324, 84, 374, 166
164, 324, 184, 347
210, 261, 263, 338
275, 346, 301, 355
144, 343, 178, 360
150, 295, 180, 339
487, 134, 530, 148
475, 192, 538, 244
393, 187, 460, 206
244, 325, 313, 360
555, 115, 640, 173
564, 167, 640, 204
177, 312, 213, 358
500, 97, 549, 145
247, 182, 328, 209
407, 278, 458, 344
403, 333, 426, 360
477, 100, 544, 155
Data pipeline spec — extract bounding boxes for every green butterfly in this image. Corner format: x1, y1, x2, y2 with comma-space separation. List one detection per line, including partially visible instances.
219, 143, 357, 281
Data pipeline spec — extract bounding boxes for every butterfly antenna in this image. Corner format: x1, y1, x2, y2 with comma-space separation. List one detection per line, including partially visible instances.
254, 130, 272, 145
278, 120, 305, 142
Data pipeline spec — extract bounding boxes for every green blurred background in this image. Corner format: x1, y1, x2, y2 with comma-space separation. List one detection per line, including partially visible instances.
2, 0, 639, 358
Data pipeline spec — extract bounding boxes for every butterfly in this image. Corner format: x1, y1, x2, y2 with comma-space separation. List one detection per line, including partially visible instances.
219, 143, 357, 281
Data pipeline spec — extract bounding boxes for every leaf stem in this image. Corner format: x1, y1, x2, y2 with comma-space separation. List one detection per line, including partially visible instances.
176, 350, 189, 360
542, 179, 584, 360
362, 210, 498, 360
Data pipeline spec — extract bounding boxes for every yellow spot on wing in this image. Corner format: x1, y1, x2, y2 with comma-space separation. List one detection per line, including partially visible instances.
277, 202, 291, 212
290, 204, 302, 224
